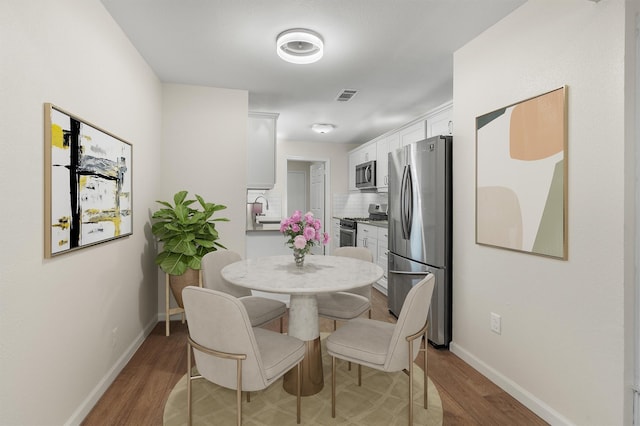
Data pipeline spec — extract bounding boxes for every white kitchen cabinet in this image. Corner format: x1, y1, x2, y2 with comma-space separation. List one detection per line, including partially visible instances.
399, 120, 426, 146
426, 106, 453, 138
357, 143, 377, 164
247, 112, 278, 189
376, 133, 400, 190
331, 218, 340, 254
376, 226, 388, 294
356, 223, 378, 263
350, 143, 377, 166
356, 223, 388, 295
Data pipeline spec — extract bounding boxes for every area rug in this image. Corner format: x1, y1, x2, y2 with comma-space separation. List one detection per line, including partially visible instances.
164, 335, 443, 425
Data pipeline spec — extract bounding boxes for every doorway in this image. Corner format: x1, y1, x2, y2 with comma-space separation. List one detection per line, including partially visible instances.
286, 157, 330, 255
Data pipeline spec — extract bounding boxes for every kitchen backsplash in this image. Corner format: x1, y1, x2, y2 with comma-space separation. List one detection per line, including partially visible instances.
248, 189, 388, 220
333, 192, 388, 218
247, 189, 282, 218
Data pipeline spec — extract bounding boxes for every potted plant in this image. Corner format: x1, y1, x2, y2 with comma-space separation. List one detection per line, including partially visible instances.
151, 190, 229, 307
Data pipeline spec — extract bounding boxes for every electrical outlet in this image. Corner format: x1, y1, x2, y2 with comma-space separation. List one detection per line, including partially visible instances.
490, 313, 501, 334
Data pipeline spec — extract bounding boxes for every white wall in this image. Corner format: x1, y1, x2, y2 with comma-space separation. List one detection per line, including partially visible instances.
452, 0, 634, 424
159, 84, 249, 313
626, 2, 640, 419
635, 1, 640, 405
0, 0, 162, 424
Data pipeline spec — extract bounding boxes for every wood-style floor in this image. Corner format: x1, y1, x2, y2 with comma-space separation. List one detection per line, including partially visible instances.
82, 289, 548, 425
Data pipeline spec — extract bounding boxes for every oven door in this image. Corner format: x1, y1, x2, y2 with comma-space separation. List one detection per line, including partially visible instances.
339, 227, 356, 247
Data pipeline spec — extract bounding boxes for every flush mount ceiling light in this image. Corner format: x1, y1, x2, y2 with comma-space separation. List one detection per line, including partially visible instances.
311, 123, 334, 134
276, 29, 324, 64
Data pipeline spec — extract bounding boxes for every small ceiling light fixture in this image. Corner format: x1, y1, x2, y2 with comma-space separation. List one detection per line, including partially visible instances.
311, 123, 335, 134
276, 28, 324, 64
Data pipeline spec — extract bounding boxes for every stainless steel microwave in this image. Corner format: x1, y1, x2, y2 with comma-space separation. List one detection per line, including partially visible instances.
355, 160, 376, 188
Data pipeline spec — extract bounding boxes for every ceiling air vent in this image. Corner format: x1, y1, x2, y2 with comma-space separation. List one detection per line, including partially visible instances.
335, 89, 358, 102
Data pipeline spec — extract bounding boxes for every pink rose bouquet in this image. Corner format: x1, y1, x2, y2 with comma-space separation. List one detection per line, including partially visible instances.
280, 210, 329, 255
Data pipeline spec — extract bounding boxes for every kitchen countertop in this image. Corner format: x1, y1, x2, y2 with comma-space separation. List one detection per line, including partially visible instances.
333, 216, 388, 228
246, 227, 281, 233
358, 220, 388, 228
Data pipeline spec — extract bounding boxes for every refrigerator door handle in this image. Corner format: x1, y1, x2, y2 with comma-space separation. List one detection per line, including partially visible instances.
404, 164, 413, 237
388, 270, 431, 276
400, 164, 413, 240
400, 164, 408, 238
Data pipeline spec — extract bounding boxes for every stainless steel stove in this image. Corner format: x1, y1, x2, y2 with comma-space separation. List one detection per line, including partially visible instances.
339, 204, 388, 247
338, 218, 358, 247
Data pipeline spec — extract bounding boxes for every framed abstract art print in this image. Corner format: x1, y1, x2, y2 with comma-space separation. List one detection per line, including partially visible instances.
44, 104, 132, 257
475, 86, 567, 259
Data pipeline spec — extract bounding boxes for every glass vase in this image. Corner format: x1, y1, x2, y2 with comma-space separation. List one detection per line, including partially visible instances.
293, 248, 305, 268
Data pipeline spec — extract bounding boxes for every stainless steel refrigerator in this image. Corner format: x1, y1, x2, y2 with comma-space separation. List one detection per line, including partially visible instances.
388, 135, 452, 347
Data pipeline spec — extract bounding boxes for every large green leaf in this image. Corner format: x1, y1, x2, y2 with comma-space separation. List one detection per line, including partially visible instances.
186, 256, 202, 270
165, 235, 197, 255
158, 252, 189, 275
188, 211, 205, 225
155, 200, 173, 209
173, 190, 188, 206
164, 223, 184, 232
173, 204, 190, 222
194, 238, 215, 248
152, 208, 178, 220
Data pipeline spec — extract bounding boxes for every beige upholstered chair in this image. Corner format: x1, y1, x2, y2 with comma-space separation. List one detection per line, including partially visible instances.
326, 274, 436, 425
182, 286, 304, 425
317, 246, 374, 330
201, 250, 287, 332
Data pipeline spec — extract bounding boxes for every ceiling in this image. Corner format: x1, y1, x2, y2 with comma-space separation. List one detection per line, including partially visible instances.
101, 0, 526, 145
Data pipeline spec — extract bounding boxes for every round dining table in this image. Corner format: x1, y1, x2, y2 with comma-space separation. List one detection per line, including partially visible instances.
221, 254, 383, 396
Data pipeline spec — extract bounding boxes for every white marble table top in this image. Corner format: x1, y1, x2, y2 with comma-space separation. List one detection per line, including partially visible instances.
221, 254, 383, 295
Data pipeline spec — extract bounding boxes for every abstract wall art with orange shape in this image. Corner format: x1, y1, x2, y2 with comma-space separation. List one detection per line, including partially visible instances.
475, 87, 567, 259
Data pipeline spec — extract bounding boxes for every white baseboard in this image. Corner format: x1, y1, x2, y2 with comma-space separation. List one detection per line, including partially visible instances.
449, 341, 573, 426
64, 315, 159, 426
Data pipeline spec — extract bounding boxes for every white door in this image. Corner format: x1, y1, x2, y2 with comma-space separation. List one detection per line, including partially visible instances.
310, 162, 325, 255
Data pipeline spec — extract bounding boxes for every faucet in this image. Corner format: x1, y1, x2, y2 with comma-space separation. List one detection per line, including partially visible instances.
253, 195, 269, 213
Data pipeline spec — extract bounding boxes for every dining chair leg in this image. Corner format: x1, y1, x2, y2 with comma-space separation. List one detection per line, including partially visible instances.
408, 339, 414, 426
334, 321, 352, 370
165, 274, 171, 337
423, 332, 428, 409
279, 317, 284, 333
297, 361, 302, 424
358, 364, 362, 386
246, 391, 250, 402
187, 342, 192, 426
236, 359, 242, 426
331, 356, 336, 418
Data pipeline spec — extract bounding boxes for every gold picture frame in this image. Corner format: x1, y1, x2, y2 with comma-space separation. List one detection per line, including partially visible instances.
44, 103, 133, 257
